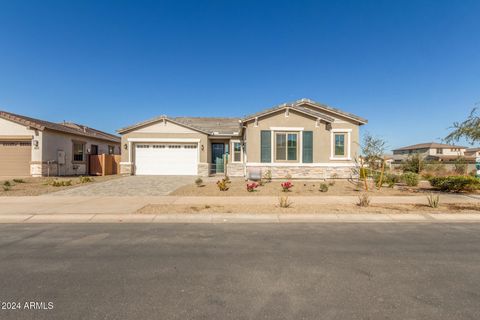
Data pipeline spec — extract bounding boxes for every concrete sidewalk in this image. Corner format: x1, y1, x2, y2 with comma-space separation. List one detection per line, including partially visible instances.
0, 194, 478, 215
0, 212, 480, 223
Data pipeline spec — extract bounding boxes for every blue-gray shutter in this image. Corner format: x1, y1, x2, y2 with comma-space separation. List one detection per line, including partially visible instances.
302, 131, 313, 163
260, 130, 271, 163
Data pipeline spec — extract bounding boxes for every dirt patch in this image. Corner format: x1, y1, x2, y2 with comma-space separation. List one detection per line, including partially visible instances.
0, 175, 122, 196
171, 178, 434, 197
137, 203, 480, 214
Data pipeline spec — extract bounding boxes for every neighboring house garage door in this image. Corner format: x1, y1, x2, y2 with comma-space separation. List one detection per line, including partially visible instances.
135, 143, 198, 175
0, 141, 31, 176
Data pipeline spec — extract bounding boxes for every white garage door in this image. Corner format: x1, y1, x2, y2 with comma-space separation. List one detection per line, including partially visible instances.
135, 143, 198, 175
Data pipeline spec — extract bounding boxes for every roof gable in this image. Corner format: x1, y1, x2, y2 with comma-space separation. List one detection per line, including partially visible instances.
243, 98, 367, 125
117, 116, 242, 135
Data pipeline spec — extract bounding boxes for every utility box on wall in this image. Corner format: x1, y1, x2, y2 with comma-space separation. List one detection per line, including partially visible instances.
57, 150, 66, 165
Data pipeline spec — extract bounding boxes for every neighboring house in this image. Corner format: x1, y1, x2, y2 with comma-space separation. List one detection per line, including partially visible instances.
392, 142, 467, 163
117, 98, 367, 179
0, 111, 120, 177
465, 148, 480, 158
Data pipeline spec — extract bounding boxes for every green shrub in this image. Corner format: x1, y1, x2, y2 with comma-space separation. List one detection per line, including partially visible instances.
13, 179, 25, 183
374, 173, 400, 188
3, 185, 11, 191
194, 177, 203, 187
3, 181, 11, 187
79, 176, 94, 184
402, 172, 419, 187
319, 183, 329, 192
50, 180, 72, 187
216, 178, 229, 191
429, 176, 480, 193
402, 154, 425, 173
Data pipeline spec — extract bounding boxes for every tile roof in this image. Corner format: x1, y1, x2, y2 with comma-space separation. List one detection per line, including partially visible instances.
0, 110, 120, 143
117, 115, 242, 135
243, 98, 367, 124
393, 142, 467, 151
172, 117, 242, 135
117, 98, 367, 135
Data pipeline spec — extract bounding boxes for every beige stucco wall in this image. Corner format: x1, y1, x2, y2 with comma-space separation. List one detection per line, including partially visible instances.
244, 109, 360, 164
0, 118, 121, 176
0, 117, 43, 164
41, 130, 120, 176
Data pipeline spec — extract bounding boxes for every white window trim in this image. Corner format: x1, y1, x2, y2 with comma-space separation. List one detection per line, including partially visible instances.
330, 129, 352, 160
274, 132, 299, 162
269, 127, 304, 131
231, 140, 243, 163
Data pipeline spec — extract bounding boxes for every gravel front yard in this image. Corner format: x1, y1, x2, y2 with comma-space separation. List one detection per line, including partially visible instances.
0, 175, 122, 196
171, 178, 433, 197
138, 203, 480, 214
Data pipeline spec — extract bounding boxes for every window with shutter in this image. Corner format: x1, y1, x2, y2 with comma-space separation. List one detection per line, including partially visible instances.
260, 131, 271, 163
302, 131, 313, 163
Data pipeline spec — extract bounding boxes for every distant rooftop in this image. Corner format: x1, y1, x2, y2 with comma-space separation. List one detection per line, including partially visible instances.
393, 142, 467, 151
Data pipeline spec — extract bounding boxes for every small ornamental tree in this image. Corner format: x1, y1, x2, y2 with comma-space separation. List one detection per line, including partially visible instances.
361, 133, 387, 171
445, 106, 480, 144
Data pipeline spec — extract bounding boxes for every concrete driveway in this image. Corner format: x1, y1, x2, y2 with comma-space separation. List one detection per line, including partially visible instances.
49, 175, 195, 196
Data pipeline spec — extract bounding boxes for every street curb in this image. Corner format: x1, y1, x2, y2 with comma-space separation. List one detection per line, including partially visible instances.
1, 213, 480, 224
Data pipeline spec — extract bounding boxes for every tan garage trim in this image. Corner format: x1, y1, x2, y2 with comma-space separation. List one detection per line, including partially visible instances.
0, 141, 32, 176
0, 135, 33, 141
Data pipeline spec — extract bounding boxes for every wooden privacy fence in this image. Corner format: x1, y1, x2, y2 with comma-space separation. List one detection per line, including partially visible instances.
89, 154, 121, 176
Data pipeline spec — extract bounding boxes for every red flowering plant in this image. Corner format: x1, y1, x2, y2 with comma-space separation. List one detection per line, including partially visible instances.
246, 182, 259, 192
281, 181, 294, 192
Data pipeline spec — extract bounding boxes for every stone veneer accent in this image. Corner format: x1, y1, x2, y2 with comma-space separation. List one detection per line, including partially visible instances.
120, 163, 133, 175
197, 163, 210, 177
226, 163, 244, 177
246, 165, 355, 179
31, 162, 59, 177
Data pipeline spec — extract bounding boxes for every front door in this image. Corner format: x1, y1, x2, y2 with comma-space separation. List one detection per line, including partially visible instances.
211, 143, 225, 173
91, 145, 98, 155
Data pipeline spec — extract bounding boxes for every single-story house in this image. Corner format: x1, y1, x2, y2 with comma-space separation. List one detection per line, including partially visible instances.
0, 111, 121, 177
392, 142, 468, 163
117, 98, 367, 179
465, 148, 480, 158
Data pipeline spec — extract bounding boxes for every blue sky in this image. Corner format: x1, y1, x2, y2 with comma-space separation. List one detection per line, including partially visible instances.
0, 0, 479, 150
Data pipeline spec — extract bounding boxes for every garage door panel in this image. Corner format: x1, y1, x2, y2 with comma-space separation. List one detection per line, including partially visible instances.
135, 144, 198, 175
0, 141, 31, 176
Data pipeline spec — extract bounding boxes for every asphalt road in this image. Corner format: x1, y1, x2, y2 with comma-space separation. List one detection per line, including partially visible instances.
1, 223, 480, 320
